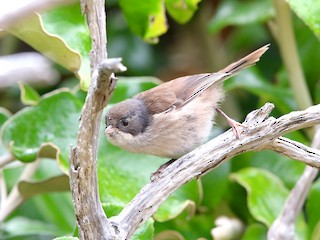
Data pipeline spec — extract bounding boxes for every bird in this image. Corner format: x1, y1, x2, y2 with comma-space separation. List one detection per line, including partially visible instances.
105, 44, 269, 160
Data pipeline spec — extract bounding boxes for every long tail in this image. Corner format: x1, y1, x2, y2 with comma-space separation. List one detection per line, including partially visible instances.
219, 44, 270, 76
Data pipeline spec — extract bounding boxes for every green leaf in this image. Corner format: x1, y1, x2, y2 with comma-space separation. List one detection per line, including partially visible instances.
19, 82, 40, 106
231, 168, 289, 226
8, 13, 82, 85
119, 0, 167, 42
41, 3, 91, 89
231, 150, 306, 189
232, 168, 308, 239
165, 0, 201, 24
1, 216, 58, 239
8, 3, 92, 90
287, 0, 320, 39
208, 0, 274, 34
1, 90, 83, 171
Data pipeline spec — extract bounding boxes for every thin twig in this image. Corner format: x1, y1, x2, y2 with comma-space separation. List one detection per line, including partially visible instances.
0, 160, 40, 222
268, 136, 320, 168
0, 153, 15, 169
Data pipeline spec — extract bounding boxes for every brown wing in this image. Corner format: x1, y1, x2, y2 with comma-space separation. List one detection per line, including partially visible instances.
134, 73, 228, 114
136, 44, 270, 115
134, 82, 179, 114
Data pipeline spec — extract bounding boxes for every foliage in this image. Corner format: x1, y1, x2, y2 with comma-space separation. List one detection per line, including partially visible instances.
0, 0, 319, 239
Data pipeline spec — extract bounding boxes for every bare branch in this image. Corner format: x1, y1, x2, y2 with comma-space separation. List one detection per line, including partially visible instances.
0, 160, 40, 222
109, 103, 320, 239
268, 136, 320, 168
0, 153, 15, 169
69, 0, 126, 239
0, 53, 58, 88
268, 126, 320, 240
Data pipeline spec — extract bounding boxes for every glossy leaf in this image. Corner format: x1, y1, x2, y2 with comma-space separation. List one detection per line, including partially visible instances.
231, 168, 289, 226
287, 0, 320, 39
19, 82, 40, 106
232, 168, 308, 239
231, 150, 306, 189
119, 0, 167, 42
208, 0, 274, 34
1, 217, 58, 239
1, 90, 83, 171
8, 13, 82, 86
41, 3, 91, 89
165, 0, 201, 24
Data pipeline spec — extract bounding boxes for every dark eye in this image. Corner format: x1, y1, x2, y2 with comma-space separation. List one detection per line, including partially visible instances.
121, 118, 129, 126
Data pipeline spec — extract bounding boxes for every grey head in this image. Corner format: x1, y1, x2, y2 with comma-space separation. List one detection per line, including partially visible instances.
105, 99, 150, 136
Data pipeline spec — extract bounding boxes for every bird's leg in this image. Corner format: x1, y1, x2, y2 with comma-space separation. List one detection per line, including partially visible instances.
216, 108, 246, 139
150, 158, 176, 181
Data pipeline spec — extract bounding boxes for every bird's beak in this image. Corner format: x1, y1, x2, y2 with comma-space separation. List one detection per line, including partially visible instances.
105, 125, 114, 136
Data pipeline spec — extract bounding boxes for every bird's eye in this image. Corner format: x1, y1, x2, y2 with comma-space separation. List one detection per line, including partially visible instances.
121, 118, 129, 126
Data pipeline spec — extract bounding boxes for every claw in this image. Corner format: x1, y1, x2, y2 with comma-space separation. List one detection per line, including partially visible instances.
216, 108, 246, 139
150, 159, 176, 181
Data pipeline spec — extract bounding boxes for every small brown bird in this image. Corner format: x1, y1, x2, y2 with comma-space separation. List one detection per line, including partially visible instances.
105, 45, 269, 159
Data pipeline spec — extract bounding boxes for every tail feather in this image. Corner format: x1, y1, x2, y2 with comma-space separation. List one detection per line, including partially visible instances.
219, 44, 270, 76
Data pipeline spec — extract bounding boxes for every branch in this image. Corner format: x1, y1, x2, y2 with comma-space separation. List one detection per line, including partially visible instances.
69, 0, 126, 239
0, 160, 40, 222
0, 53, 58, 88
267, 136, 320, 168
0, 153, 15, 169
268, 126, 320, 240
109, 103, 320, 239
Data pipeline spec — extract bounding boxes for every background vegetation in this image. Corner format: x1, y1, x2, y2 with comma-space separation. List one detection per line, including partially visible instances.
0, 0, 319, 239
